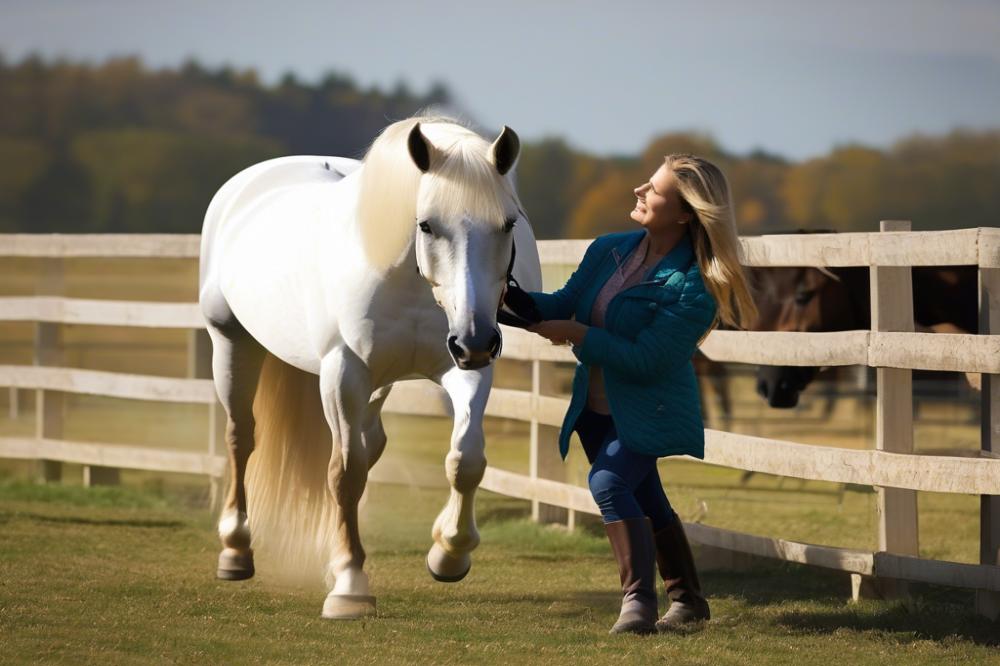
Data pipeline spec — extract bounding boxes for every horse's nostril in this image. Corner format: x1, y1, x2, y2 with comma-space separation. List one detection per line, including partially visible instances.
447, 335, 466, 360
487, 331, 502, 357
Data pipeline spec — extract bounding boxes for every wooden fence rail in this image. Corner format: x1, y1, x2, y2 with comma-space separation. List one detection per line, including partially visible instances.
1, 226, 998, 617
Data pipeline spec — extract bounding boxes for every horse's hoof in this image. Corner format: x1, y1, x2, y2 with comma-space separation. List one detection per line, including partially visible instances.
426, 543, 471, 583
217, 548, 254, 581
322, 593, 377, 620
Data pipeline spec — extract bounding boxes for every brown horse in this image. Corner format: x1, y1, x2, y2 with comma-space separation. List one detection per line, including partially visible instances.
750, 262, 978, 408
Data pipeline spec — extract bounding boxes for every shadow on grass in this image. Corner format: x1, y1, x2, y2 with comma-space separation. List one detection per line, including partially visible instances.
775, 603, 1000, 647
5, 511, 185, 529
699, 562, 1000, 646
455, 566, 1000, 646
701, 562, 847, 604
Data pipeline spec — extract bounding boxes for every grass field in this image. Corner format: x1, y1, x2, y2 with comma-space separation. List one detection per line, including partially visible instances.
2, 478, 999, 665
2, 257, 998, 662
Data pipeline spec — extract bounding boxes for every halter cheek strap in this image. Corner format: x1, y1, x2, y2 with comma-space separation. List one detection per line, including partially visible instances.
496, 235, 539, 329
491, 233, 528, 358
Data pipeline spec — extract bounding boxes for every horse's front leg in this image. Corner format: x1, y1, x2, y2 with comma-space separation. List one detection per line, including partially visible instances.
319, 346, 376, 619
427, 363, 493, 582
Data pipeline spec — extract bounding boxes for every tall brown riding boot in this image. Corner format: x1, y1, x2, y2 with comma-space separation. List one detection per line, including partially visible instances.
653, 517, 711, 631
603, 517, 658, 635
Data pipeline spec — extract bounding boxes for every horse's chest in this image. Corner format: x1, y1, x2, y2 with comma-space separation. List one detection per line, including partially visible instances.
354, 300, 449, 383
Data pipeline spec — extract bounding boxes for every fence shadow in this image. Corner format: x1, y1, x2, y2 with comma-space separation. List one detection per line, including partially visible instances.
703, 561, 1000, 646
5, 511, 185, 529
775, 603, 1000, 647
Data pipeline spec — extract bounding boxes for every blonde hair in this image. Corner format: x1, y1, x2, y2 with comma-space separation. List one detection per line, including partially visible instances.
665, 154, 757, 332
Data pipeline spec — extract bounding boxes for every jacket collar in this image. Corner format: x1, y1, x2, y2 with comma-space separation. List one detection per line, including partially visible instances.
575, 228, 694, 325
610, 228, 694, 283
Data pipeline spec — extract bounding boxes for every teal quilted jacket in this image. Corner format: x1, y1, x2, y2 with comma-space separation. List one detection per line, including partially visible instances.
528, 228, 718, 459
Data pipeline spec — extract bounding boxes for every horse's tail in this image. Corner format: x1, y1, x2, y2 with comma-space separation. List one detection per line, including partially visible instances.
245, 353, 336, 584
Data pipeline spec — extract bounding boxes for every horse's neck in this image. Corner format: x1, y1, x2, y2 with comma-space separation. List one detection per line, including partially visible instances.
359, 236, 437, 312
912, 266, 979, 333
833, 267, 871, 328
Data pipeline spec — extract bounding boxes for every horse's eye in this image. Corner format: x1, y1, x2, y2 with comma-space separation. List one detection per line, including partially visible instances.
418, 220, 432, 234
503, 217, 517, 233
793, 290, 814, 306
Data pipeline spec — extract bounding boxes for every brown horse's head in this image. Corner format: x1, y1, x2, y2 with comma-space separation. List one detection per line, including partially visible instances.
749, 265, 864, 408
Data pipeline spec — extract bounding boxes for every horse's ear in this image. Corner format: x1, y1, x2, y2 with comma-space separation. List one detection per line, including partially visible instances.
489, 125, 520, 175
407, 122, 432, 173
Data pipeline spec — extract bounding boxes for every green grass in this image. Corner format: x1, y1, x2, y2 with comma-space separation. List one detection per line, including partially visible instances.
1, 480, 999, 665
2, 259, 997, 661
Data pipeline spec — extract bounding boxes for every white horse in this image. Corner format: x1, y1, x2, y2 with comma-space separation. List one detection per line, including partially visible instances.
199, 116, 542, 619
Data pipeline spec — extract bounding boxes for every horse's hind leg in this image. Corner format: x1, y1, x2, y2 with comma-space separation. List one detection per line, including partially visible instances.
319, 345, 376, 619
206, 323, 266, 581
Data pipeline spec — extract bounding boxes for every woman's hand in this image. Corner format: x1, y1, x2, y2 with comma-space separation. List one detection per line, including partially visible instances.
526, 320, 589, 346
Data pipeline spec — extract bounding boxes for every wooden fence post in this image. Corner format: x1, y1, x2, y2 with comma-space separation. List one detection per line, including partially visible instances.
82, 462, 120, 486
34, 258, 63, 483
976, 245, 1000, 619
530, 359, 569, 526
35, 322, 63, 483
189, 328, 224, 513
77, 263, 118, 485
852, 220, 919, 601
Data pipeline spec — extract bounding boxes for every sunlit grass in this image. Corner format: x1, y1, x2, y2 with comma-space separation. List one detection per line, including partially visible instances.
0, 258, 995, 662
1, 480, 997, 664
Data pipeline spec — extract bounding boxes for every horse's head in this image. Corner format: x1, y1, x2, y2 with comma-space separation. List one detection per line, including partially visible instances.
407, 122, 522, 370
751, 265, 859, 408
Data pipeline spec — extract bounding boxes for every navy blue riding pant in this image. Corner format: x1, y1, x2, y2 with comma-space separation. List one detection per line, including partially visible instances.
574, 407, 678, 531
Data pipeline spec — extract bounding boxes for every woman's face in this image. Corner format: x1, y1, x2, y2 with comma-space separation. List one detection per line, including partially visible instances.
630, 164, 692, 231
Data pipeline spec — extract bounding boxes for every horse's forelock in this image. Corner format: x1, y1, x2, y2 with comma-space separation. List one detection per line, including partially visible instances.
356, 117, 515, 271
422, 140, 515, 228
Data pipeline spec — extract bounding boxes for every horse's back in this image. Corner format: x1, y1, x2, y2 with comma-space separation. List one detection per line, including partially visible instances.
199, 155, 364, 372
201, 156, 360, 278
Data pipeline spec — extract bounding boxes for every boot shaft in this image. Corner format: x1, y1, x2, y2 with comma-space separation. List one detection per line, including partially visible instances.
653, 517, 704, 605
603, 516, 658, 633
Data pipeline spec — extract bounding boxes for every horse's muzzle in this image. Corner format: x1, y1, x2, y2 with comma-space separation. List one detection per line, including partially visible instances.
448, 330, 502, 370
755, 365, 816, 408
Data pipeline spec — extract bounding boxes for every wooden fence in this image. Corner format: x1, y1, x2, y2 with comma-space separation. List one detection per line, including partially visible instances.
1, 224, 999, 618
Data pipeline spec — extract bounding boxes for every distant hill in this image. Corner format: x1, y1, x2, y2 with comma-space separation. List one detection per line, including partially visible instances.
0, 55, 450, 233
1, 55, 997, 237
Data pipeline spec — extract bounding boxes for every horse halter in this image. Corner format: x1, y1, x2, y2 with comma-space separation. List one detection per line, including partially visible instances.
496, 235, 526, 327
496, 217, 544, 328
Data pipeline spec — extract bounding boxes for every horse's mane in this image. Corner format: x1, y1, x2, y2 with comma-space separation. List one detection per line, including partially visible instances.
355, 114, 518, 270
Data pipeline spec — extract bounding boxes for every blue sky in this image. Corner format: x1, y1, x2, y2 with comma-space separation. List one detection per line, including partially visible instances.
4, 0, 999, 160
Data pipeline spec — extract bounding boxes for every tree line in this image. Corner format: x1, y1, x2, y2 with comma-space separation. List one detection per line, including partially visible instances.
1, 55, 997, 238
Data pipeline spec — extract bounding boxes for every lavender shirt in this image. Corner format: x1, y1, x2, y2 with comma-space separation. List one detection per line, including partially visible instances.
586, 231, 664, 414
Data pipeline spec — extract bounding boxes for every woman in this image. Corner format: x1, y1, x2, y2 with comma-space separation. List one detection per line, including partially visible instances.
503, 154, 757, 635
